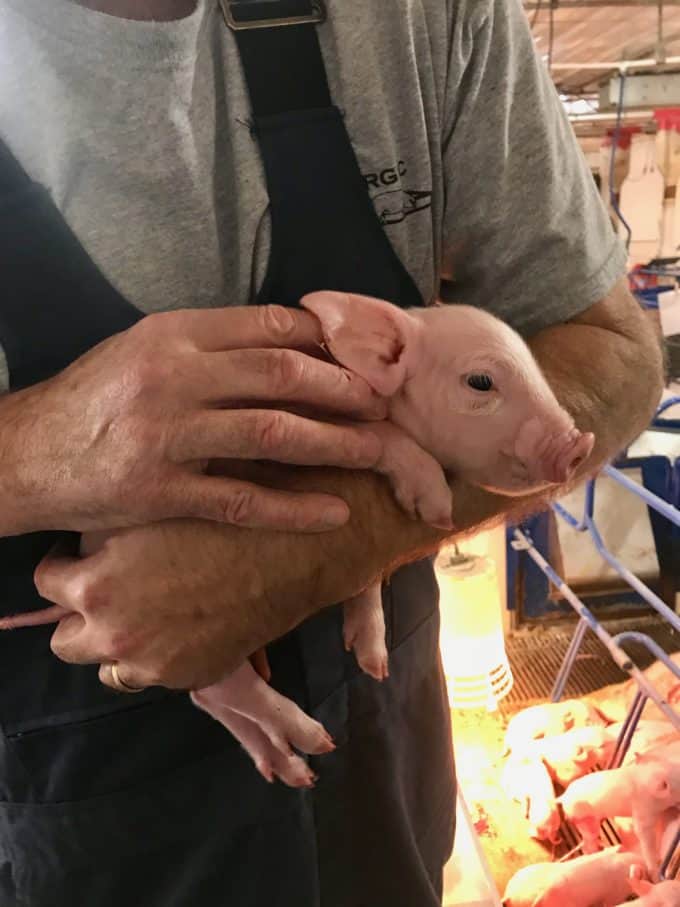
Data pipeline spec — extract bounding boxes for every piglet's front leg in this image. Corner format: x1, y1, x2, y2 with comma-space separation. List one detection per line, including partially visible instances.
356, 420, 453, 530
343, 581, 389, 681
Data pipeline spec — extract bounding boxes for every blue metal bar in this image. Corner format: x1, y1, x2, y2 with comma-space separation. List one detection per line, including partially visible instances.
552, 480, 595, 533
551, 617, 589, 702
652, 396, 680, 431
603, 465, 680, 528
586, 517, 680, 634
661, 827, 680, 881
520, 425, 680, 871
512, 530, 680, 731
551, 465, 680, 632
609, 690, 646, 770
655, 397, 680, 418
613, 632, 680, 679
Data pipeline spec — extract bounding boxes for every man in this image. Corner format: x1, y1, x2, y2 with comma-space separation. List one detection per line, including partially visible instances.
0, 0, 663, 904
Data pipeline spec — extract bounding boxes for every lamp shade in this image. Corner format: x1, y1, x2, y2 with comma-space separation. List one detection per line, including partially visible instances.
436, 546, 513, 711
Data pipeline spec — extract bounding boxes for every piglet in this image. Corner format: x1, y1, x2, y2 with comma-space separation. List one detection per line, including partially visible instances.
617, 722, 680, 766
2, 292, 596, 788
502, 755, 561, 843
631, 742, 680, 879
558, 765, 637, 853
522, 725, 617, 787
504, 699, 605, 755
502, 847, 640, 907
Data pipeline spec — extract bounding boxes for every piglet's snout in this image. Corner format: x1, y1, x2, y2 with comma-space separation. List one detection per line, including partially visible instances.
513, 416, 595, 488
540, 429, 595, 485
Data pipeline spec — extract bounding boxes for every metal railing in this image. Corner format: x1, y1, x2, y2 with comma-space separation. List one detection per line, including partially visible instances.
511, 400, 680, 877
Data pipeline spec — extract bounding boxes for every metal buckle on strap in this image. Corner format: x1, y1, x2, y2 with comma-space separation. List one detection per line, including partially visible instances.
220, 0, 326, 30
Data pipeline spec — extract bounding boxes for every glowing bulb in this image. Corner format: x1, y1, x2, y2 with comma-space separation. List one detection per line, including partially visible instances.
436, 543, 513, 711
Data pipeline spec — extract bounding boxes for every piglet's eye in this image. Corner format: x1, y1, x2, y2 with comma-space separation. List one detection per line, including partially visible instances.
467, 373, 493, 392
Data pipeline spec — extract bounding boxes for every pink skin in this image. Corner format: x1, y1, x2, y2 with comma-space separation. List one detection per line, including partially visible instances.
616, 722, 680, 767
521, 725, 617, 788
504, 699, 606, 755
502, 756, 561, 844
631, 742, 680, 880
342, 582, 389, 682
558, 765, 637, 853
1, 292, 597, 788
301, 291, 595, 495
616, 874, 680, 906
502, 847, 640, 907
190, 664, 336, 788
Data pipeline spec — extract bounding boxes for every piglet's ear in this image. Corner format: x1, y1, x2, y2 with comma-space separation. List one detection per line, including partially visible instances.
301, 291, 416, 398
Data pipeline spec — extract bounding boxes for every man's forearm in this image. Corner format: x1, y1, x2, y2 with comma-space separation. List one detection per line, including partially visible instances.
266, 279, 665, 621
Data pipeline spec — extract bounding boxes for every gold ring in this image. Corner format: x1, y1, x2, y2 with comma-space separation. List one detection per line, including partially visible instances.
110, 663, 145, 694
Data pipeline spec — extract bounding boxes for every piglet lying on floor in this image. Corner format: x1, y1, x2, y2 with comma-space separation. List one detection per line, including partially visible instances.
502, 846, 641, 907
1, 291, 595, 788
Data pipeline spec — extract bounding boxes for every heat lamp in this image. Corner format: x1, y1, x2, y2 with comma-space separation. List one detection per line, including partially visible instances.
436, 533, 514, 711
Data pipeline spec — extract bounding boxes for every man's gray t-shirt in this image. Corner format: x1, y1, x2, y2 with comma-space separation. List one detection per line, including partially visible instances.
0, 0, 626, 391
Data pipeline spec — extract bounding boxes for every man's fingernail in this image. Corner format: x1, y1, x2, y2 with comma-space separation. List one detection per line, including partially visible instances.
318, 504, 350, 529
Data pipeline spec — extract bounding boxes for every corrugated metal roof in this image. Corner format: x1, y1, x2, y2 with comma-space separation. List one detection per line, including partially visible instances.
525, 2, 680, 94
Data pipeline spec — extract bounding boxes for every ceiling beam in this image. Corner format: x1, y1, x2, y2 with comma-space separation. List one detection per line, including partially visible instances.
525, 1, 680, 7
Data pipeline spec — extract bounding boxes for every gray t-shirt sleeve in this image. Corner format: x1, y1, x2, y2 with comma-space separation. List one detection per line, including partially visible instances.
439, 0, 627, 337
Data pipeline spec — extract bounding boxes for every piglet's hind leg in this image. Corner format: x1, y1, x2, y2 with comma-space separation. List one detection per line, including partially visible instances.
193, 661, 334, 758
343, 581, 389, 681
192, 696, 317, 789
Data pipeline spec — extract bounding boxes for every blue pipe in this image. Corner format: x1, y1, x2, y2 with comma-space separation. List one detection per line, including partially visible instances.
608, 690, 646, 770
513, 529, 680, 730
552, 480, 595, 532
552, 467, 680, 632
602, 465, 680, 528
586, 516, 680, 634
651, 396, 680, 431
551, 618, 589, 702
654, 397, 680, 418
661, 827, 680, 881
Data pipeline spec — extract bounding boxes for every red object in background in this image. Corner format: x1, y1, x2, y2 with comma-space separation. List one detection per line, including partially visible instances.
602, 125, 641, 150
654, 107, 680, 133
629, 265, 659, 293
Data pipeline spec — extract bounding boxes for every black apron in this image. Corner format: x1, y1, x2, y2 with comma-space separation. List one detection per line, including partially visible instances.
0, 3, 456, 904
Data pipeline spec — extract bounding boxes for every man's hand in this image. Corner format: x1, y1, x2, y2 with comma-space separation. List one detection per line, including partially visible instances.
37, 279, 665, 690
0, 305, 386, 536
39, 516, 385, 691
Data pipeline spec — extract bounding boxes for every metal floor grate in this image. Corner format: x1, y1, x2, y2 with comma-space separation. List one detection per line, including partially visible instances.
501, 616, 680, 715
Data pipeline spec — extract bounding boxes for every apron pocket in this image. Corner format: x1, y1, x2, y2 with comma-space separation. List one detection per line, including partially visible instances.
0, 743, 320, 907
2, 693, 229, 803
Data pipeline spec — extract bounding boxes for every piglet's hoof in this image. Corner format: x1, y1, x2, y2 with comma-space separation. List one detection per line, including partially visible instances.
196, 704, 320, 789
343, 588, 390, 682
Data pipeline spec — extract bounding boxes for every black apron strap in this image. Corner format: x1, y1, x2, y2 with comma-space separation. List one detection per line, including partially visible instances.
0, 139, 31, 194
222, 0, 424, 310
0, 179, 142, 390
222, 0, 331, 116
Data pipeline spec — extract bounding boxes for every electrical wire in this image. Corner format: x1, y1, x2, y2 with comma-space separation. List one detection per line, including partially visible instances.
548, 0, 556, 69
658, 0, 666, 62
609, 71, 633, 252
